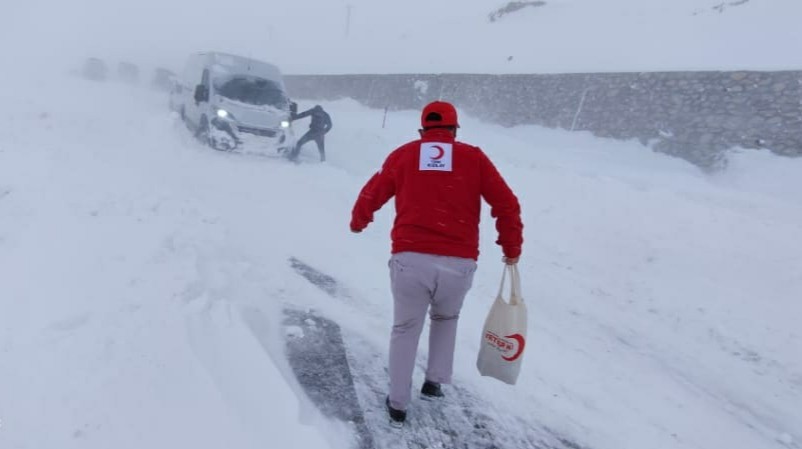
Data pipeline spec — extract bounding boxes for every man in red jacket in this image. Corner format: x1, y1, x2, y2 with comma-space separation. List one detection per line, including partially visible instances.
350, 101, 523, 426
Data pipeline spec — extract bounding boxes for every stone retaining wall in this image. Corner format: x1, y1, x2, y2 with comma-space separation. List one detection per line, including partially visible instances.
285, 71, 802, 169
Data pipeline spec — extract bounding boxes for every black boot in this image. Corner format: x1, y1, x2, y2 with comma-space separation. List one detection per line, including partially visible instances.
385, 397, 406, 427
421, 380, 444, 399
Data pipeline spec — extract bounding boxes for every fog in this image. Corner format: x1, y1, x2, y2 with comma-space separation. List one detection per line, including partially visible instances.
5, 0, 802, 75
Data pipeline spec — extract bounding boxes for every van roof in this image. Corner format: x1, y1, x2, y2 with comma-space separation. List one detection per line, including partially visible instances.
198, 52, 284, 85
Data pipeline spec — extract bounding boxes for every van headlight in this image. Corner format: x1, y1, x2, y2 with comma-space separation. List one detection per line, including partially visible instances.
217, 109, 229, 119
281, 120, 290, 128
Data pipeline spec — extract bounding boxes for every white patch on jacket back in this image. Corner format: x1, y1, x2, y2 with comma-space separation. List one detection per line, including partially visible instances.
419, 142, 453, 171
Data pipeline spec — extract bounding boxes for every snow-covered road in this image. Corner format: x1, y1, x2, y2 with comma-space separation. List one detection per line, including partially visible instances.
1, 72, 800, 449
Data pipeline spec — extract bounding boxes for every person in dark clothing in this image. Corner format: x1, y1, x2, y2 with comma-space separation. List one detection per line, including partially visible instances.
287, 105, 332, 162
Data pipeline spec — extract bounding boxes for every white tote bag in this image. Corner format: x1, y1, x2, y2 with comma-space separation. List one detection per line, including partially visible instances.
476, 264, 528, 385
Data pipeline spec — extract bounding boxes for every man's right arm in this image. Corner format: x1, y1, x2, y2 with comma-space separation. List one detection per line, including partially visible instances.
478, 151, 523, 259
324, 113, 333, 133
350, 153, 398, 232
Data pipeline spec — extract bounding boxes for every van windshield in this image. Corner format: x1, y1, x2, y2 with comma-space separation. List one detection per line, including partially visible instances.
215, 76, 287, 108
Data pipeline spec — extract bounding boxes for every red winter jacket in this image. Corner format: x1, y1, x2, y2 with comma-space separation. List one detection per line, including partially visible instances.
350, 129, 523, 260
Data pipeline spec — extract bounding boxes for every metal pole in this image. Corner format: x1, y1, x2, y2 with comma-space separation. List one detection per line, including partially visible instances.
571, 88, 589, 132
345, 5, 353, 38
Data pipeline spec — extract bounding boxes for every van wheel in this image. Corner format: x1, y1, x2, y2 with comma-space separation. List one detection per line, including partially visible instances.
198, 117, 236, 151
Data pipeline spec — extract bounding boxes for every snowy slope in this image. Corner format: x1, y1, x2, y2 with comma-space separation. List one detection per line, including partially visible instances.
4, 0, 802, 74
1, 69, 801, 448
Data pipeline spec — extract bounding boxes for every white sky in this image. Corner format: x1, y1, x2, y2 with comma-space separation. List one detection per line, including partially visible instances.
4, 0, 802, 75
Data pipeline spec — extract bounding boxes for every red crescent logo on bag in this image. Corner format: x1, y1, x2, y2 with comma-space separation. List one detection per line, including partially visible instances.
484, 331, 526, 362
501, 334, 526, 361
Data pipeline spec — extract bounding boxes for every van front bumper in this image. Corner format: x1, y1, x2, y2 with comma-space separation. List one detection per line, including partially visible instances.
213, 119, 294, 151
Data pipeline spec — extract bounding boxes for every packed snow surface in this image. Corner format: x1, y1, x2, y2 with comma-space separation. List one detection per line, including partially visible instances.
1, 68, 800, 449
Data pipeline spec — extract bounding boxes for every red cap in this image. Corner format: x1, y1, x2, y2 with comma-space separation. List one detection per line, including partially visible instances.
421, 101, 459, 129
